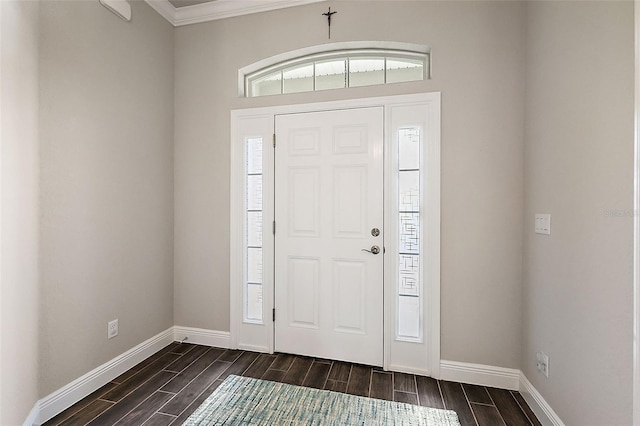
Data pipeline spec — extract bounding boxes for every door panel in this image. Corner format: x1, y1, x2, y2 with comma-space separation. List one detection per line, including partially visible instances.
288, 168, 320, 236
332, 259, 366, 333
333, 165, 367, 237
287, 256, 319, 328
275, 107, 384, 366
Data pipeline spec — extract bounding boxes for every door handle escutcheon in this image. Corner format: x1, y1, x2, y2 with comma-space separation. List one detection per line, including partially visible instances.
362, 245, 380, 255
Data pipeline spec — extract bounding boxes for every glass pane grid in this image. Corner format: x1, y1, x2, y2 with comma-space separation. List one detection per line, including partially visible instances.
245, 138, 263, 323
387, 57, 425, 84
397, 128, 421, 340
315, 59, 346, 91
348, 57, 385, 88
399, 170, 419, 212
247, 176, 263, 211
247, 211, 262, 247
398, 296, 420, 340
251, 71, 282, 97
246, 51, 427, 97
246, 283, 263, 322
399, 254, 419, 296
399, 213, 420, 254
246, 138, 263, 174
283, 64, 314, 94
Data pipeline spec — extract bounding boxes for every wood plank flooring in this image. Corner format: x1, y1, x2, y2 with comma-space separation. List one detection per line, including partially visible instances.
44, 343, 542, 426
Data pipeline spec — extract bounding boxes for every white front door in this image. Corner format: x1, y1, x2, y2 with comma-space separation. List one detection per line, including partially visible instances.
274, 107, 384, 366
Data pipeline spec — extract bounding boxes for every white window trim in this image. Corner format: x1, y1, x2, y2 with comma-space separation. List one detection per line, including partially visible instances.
385, 101, 440, 376
633, 1, 640, 424
238, 41, 431, 97
230, 114, 275, 353
230, 92, 441, 377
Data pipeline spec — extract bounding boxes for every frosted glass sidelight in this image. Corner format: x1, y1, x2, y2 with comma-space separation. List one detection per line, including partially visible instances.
399, 170, 420, 212
246, 138, 263, 174
399, 213, 420, 255
397, 127, 421, 341
398, 296, 420, 339
246, 283, 263, 321
247, 175, 263, 211
399, 254, 419, 296
245, 136, 264, 322
247, 247, 263, 283
247, 211, 263, 247
398, 128, 420, 170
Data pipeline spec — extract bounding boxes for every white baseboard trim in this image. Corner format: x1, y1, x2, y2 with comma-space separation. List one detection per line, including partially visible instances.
23, 404, 39, 426
173, 326, 231, 349
519, 373, 565, 426
439, 361, 564, 425
439, 360, 520, 391
27, 328, 563, 426
35, 328, 174, 425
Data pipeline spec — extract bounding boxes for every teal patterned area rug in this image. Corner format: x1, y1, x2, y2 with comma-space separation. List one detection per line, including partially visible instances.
183, 375, 461, 425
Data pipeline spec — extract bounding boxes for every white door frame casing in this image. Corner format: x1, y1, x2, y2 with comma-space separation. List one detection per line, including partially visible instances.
230, 92, 441, 377
634, 0, 640, 424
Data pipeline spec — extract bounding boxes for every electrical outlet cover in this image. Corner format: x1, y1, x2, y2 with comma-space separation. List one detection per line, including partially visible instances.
108, 319, 118, 339
536, 351, 549, 377
541, 352, 549, 377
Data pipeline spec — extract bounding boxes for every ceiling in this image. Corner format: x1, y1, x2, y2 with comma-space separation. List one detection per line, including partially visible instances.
145, 0, 325, 26
167, 0, 215, 8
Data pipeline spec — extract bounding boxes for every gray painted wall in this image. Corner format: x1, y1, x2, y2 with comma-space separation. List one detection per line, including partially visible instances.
522, 2, 634, 425
39, 1, 175, 395
1, 1, 634, 423
1, 1, 40, 423
174, 1, 526, 368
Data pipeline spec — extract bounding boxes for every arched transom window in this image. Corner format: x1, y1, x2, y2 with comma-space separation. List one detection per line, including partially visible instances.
240, 42, 430, 98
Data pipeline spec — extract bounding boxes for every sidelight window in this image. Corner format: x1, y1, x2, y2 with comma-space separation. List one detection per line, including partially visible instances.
397, 127, 422, 341
245, 137, 264, 323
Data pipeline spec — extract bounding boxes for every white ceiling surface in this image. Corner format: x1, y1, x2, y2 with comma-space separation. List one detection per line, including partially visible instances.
168, 0, 215, 8
145, 0, 326, 26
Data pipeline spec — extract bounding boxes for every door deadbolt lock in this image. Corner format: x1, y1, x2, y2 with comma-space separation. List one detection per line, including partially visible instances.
362, 245, 380, 255
371, 228, 380, 237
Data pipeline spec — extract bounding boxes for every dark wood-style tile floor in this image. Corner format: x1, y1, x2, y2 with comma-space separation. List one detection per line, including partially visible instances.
44, 343, 542, 426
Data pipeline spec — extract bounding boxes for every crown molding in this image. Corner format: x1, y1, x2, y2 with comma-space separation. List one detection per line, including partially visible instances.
144, 0, 176, 24
144, 0, 325, 27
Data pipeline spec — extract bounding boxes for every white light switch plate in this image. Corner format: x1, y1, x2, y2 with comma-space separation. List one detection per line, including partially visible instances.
535, 214, 551, 235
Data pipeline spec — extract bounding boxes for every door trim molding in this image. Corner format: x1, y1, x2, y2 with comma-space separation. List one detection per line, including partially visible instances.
634, 2, 640, 425
230, 92, 441, 376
